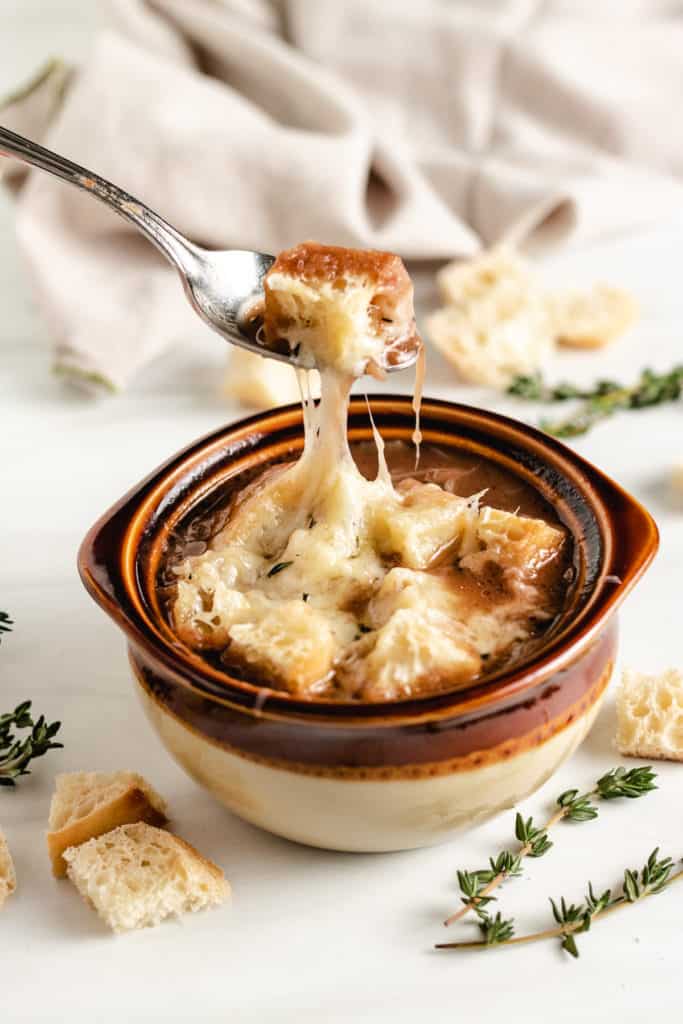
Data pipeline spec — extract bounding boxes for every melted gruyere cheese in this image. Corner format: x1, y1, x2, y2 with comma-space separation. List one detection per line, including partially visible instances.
172, 243, 565, 700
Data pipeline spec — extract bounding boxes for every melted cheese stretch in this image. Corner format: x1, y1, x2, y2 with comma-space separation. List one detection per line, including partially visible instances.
172, 246, 565, 700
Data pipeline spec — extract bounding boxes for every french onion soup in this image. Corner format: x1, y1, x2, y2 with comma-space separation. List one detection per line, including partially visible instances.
165, 243, 570, 701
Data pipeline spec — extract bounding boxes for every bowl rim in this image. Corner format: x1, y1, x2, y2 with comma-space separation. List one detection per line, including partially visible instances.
78, 395, 658, 726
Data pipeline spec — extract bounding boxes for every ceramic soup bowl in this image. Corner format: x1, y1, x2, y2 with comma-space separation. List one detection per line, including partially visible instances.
79, 397, 657, 852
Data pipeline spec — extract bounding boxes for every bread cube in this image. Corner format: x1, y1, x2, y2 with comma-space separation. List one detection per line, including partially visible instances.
372, 483, 476, 569
47, 771, 168, 878
263, 242, 419, 376
339, 608, 479, 701
228, 600, 337, 695
64, 823, 229, 933
367, 567, 460, 626
463, 506, 565, 582
617, 668, 683, 762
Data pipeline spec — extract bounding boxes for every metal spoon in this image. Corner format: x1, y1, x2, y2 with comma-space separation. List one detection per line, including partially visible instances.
0, 125, 418, 372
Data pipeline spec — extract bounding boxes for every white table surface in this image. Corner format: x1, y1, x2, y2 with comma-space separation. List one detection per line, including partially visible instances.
2, 5, 682, 1022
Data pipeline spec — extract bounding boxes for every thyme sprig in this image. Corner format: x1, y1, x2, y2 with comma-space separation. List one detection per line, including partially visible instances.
436, 849, 682, 957
444, 766, 656, 926
0, 611, 13, 642
507, 365, 683, 437
0, 700, 63, 787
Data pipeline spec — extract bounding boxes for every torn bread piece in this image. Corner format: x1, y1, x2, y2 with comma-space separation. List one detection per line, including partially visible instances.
0, 829, 16, 909
340, 567, 536, 701
430, 246, 637, 385
227, 600, 338, 696
47, 771, 168, 877
371, 482, 478, 570
426, 301, 553, 389
460, 506, 565, 586
548, 284, 638, 349
64, 822, 229, 933
337, 608, 480, 702
436, 245, 536, 315
616, 668, 683, 762
225, 347, 320, 410
373, 480, 564, 583
430, 247, 552, 388
263, 242, 420, 376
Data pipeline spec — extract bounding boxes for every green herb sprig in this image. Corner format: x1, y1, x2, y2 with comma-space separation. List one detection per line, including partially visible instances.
437, 849, 682, 958
507, 366, 683, 437
444, 766, 656, 926
0, 700, 63, 787
0, 611, 13, 642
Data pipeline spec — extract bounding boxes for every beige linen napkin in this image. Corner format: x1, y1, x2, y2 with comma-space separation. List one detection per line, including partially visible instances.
3, 0, 683, 391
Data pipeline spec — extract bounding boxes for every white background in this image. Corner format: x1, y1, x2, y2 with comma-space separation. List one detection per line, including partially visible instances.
1, 4, 682, 1022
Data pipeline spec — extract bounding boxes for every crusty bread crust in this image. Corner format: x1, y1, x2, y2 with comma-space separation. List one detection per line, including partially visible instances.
266, 241, 412, 292
160, 830, 226, 882
47, 773, 168, 877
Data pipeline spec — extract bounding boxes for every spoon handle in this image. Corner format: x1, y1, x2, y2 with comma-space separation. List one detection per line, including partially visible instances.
0, 124, 199, 276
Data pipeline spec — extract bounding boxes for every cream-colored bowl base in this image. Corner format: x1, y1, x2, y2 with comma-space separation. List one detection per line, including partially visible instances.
137, 681, 604, 852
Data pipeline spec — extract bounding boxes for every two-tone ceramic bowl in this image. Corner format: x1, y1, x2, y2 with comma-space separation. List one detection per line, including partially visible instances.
79, 397, 657, 852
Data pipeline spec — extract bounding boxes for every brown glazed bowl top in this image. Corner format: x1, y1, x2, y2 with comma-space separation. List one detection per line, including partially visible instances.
78, 396, 658, 728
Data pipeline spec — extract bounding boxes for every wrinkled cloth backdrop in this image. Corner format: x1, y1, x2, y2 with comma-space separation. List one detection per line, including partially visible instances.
2, 0, 682, 389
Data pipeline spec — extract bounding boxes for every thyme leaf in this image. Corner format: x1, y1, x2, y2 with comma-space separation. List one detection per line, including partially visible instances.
267, 561, 294, 578
0, 611, 13, 642
478, 911, 515, 946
